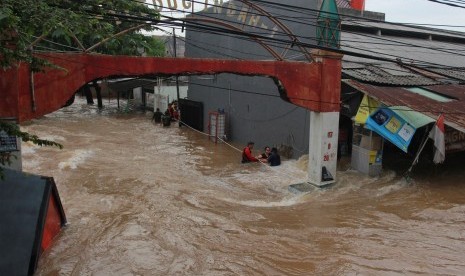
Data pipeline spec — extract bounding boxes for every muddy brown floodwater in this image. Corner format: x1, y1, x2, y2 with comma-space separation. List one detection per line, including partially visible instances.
21, 97, 465, 275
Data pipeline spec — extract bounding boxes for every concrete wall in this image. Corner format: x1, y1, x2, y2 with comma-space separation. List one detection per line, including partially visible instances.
185, 0, 319, 157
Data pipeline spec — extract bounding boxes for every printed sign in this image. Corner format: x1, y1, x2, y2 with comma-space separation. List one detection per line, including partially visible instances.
445, 128, 465, 153
366, 107, 416, 153
385, 116, 402, 133
398, 124, 415, 142
354, 94, 380, 124
0, 131, 18, 152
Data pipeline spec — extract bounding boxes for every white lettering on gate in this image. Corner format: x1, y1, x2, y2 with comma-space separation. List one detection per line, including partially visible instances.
237, 6, 249, 24
151, 0, 163, 11
146, 1, 279, 39
167, 0, 178, 10
213, 0, 223, 13
226, 2, 237, 17
182, 0, 191, 9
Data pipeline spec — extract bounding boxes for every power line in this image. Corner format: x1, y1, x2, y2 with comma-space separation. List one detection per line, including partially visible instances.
424, 0, 465, 8
86, 2, 465, 69
40, 0, 461, 69
29, 2, 465, 77
80, 7, 465, 70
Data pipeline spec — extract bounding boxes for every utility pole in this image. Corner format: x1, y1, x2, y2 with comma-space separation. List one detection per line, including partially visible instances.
173, 28, 180, 101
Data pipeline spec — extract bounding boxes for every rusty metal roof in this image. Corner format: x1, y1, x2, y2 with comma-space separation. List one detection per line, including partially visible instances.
344, 79, 465, 132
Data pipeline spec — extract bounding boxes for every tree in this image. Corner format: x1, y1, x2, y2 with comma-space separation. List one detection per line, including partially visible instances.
0, 0, 164, 175
0, 0, 164, 69
0, 121, 63, 178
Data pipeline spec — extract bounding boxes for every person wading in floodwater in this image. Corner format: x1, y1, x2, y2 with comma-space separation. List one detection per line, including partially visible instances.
258, 146, 271, 163
241, 141, 259, 163
152, 108, 163, 124
267, 147, 281, 166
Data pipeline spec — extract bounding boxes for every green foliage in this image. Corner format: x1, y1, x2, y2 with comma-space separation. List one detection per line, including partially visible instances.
0, 1, 165, 178
1, 0, 165, 70
0, 121, 63, 179
0, 122, 63, 149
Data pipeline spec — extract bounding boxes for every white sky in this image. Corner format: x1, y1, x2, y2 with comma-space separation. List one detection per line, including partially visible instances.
365, 0, 465, 32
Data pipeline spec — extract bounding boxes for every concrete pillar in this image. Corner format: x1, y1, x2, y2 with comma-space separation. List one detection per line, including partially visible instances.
9, 137, 22, 171
308, 111, 339, 187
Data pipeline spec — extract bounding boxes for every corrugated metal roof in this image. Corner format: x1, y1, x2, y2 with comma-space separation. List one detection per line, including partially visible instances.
342, 64, 440, 86
427, 68, 465, 82
341, 31, 465, 68
344, 80, 465, 132
340, 23, 465, 85
343, 19, 465, 39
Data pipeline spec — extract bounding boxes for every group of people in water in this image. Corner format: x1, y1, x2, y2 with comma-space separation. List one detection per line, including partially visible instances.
242, 141, 281, 166
152, 101, 179, 126
152, 106, 280, 166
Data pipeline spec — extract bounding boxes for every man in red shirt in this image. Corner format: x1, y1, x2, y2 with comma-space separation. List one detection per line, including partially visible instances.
242, 141, 259, 163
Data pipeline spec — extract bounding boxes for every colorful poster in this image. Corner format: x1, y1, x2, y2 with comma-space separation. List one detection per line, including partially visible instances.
354, 94, 380, 124
365, 107, 416, 153
385, 116, 402, 133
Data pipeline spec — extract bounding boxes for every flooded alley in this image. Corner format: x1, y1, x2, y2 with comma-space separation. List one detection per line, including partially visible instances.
21, 98, 465, 275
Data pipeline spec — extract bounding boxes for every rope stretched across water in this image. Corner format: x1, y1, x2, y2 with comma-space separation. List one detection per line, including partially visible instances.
172, 118, 306, 183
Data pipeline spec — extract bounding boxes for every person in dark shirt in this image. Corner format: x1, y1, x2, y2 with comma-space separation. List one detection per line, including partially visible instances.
152, 108, 163, 123
258, 146, 271, 163
267, 147, 281, 166
241, 141, 259, 163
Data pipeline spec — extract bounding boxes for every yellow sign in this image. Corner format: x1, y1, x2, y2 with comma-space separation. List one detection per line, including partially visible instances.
385, 116, 402, 133
355, 95, 379, 124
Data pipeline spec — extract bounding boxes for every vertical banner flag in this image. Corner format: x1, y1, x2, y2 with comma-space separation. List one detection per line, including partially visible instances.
428, 114, 446, 164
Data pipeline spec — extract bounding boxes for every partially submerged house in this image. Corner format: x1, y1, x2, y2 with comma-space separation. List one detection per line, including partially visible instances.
184, 0, 465, 175
339, 7, 465, 175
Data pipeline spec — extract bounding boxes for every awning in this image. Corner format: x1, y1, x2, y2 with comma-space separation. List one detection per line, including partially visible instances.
354, 93, 437, 152
389, 106, 435, 129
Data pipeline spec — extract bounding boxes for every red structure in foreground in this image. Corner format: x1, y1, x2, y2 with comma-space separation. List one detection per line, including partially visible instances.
0, 169, 67, 275
0, 51, 341, 123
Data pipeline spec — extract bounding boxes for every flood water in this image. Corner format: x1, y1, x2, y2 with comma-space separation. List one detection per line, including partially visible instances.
22, 97, 465, 275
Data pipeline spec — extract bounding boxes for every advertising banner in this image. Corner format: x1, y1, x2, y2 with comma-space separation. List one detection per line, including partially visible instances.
365, 107, 416, 153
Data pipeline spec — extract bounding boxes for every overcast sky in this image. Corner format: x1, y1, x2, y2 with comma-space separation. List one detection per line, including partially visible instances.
365, 0, 465, 32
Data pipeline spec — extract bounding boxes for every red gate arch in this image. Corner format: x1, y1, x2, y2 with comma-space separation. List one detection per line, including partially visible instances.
0, 51, 341, 123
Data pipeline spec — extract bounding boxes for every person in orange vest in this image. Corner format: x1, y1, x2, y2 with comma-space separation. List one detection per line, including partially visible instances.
242, 141, 259, 163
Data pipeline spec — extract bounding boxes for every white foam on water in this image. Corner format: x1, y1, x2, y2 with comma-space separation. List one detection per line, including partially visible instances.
37, 134, 66, 142
209, 158, 311, 207
220, 194, 304, 208
58, 149, 94, 169
375, 175, 410, 197
21, 144, 37, 155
